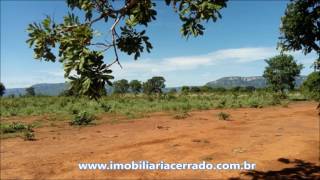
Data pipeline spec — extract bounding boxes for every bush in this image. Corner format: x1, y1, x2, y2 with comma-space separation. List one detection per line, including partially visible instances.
218, 112, 230, 120
70, 111, 95, 126
23, 125, 35, 141
1, 122, 35, 140
248, 99, 261, 108
216, 99, 226, 108
1, 122, 27, 134
301, 72, 320, 101
100, 103, 112, 112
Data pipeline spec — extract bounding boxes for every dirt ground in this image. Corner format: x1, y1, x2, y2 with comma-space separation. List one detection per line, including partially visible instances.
1, 101, 319, 179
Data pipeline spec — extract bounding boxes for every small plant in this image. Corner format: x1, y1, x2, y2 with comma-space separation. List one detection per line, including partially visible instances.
1, 122, 36, 140
70, 111, 95, 126
218, 112, 230, 121
100, 103, 112, 112
174, 111, 190, 119
1, 122, 27, 134
248, 99, 263, 108
217, 99, 227, 108
23, 125, 35, 141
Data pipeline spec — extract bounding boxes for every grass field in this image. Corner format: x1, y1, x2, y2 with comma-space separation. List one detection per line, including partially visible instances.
0, 91, 306, 119
0, 91, 308, 139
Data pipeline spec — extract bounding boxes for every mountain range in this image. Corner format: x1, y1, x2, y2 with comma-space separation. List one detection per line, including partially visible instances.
3, 76, 307, 96
205, 76, 307, 88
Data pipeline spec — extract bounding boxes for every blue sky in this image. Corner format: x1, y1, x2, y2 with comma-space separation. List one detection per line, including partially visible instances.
1, 0, 317, 88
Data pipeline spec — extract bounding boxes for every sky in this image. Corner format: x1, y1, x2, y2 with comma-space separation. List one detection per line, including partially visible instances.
1, 0, 317, 88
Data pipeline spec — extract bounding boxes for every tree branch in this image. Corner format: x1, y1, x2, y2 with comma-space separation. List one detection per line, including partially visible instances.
110, 17, 122, 69
112, 0, 138, 15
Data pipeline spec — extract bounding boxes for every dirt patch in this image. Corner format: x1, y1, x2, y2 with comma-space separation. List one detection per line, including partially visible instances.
1, 101, 319, 179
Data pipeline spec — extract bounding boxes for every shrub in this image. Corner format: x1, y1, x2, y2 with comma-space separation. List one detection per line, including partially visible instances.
70, 111, 95, 126
218, 112, 230, 120
1, 122, 35, 140
71, 108, 79, 115
1, 122, 27, 134
248, 99, 261, 108
100, 103, 112, 112
301, 72, 320, 101
216, 99, 226, 108
24, 125, 35, 141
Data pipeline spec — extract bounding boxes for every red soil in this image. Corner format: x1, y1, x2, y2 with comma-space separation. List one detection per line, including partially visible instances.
1, 101, 319, 179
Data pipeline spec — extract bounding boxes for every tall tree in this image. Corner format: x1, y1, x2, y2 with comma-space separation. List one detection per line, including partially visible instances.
25, 87, 36, 96
0, 82, 5, 97
129, 80, 142, 94
279, 0, 320, 70
113, 79, 129, 94
26, 0, 228, 99
143, 76, 165, 94
263, 54, 303, 95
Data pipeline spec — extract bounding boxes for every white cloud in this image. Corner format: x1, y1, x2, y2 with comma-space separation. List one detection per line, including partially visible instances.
213, 47, 277, 63
6, 46, 316, 88
113, 47, 278, 77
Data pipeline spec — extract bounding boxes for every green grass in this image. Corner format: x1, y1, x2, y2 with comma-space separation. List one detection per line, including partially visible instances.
70, 111, 96, 126
0, 91, 305, 119
0, 122, 35, 140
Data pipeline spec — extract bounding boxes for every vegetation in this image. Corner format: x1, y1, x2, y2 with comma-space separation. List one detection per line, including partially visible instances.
1, 122, 35, 140
174, 111, 190, 119
301, 72, 320, 101
0, 90, 306, 119
181, 86, 190, 94
218, 112, 230, 121
190, 86, 201, 93
1, 122, 28, 134
143, 76, 166, 94
113, 79, 130, 94
129, 80, 142, 94
70, 111, 95, 126
25, 87, 36, 96
0, 82, 5, 97
263, 54, 303, 96
23, 125, 36, 141
279, 0, 320, 70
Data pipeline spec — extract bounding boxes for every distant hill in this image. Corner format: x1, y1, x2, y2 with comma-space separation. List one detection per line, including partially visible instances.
205, 76, 307, 89
3, 83, 176, 96
4, 83, 113, 97
3, 75, 307, 96
4, 83, 68, 96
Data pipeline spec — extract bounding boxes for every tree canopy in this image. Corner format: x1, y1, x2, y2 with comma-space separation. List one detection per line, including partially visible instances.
26, 87, 36, 96
129, 80, 142, 94
279, 0, 320, 70
113, 79, 129, 94
26, 0, 227, 99
143, 76, 166, 94
263, 54, 303, 95
181, 86, 190, 94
